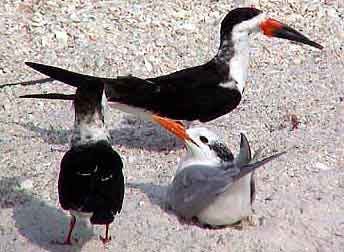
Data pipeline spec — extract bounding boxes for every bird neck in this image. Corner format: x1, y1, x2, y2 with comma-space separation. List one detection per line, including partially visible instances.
71, 117, 110, 147
177, 149, 223, 174
216, 37, 235, 64
71, 95, 110, 147
215, 32, 250, 94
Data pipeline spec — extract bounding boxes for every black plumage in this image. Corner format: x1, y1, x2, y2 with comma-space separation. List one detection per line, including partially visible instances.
56, 82, 124, 245
21, 8, 257, 123
23, 58, 240, 122
21, 7, 322, 122
59, 141, 124, 226
219, 8, 262, 39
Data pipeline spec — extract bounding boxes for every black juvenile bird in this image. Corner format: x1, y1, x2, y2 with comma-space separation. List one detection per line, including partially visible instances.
21, 7, 322, 122
57, 82, 124, 245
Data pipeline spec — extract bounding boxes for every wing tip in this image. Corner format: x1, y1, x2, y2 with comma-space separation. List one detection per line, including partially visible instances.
19, 93, 75, 100
25, 61, 36, 68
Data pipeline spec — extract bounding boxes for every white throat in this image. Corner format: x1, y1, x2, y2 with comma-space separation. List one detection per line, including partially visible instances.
71, 124, 110, 147
229, 13, 266, 94
229, 37, 249, 94
71, 93, 111, 147
176, 145, 222, 174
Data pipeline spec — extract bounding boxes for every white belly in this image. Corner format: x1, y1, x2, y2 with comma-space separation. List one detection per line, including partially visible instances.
70, 210, 93, 220
197, 174, 252, 226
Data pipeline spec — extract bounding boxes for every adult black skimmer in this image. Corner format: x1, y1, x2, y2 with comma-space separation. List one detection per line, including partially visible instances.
57, 82, 124, 244
153, 116, 286, 226
21, 7, 322, 122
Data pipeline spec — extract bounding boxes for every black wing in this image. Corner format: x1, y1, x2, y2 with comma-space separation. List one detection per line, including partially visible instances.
20, 93, 75, 100
58, 143, 124, 225
25, 61, 241, 122
111, 60, 242, 122
25, 62, 97, 88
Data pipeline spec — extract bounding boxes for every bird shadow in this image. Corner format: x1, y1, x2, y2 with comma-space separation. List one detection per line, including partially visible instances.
126, 181, 243, 230
11, 121, 71, 145
126, 181, 169, 211
9, 115, 184, 151
109, 115, 184, 151
0, 176, 93, 252
126, 181, 206, 228
0, 77, 54, 89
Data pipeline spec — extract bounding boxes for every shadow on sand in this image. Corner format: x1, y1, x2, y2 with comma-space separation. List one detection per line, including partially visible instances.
126, 181, 201, 227
12, 115, 184, 152
126, 181, 169, 210
14, 121, 71, 145
0, 176, 93, 252
126, 181, 234, 230
109, 115, 183, 152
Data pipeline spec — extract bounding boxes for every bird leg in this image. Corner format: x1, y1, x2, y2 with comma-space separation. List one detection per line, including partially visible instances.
52, 215, 76, 245
100, 224, 111, 244
245, 215, 258, 227
231, 215, 257, 230
64, 215, 77, 245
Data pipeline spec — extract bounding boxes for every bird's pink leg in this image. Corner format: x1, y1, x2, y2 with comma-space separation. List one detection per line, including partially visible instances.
52, 215, 76, 245
100, 224, 111, 244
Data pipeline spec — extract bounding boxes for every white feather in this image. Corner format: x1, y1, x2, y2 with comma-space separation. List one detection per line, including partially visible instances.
230, 13, 266, 93
109, 102, 154, 121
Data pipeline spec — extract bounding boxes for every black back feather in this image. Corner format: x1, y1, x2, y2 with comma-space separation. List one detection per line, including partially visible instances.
58, 141, 124, 225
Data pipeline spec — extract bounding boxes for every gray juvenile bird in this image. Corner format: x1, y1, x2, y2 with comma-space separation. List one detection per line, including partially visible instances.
154, 116, 285, 227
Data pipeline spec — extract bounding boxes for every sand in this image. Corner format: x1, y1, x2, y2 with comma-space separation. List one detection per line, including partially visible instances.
0, 0, 343, 251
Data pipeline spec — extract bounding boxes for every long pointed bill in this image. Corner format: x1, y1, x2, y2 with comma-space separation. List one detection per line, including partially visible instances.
151, 115, 198, 146
260, 18, 323, 49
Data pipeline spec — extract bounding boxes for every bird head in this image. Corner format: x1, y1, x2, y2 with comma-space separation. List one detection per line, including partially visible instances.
152, 116, 234, 163
220, 7, 323, 49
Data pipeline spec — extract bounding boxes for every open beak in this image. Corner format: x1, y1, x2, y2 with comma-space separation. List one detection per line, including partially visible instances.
260, 18, 323, 49
152, 115, 199, 147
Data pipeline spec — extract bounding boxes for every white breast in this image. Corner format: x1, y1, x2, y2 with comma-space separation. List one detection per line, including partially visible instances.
197, 174, 252, 226
70, 210, 93, 219
229, 38, 249, 94
229, 12, 266, 94
71, 125, 110, 147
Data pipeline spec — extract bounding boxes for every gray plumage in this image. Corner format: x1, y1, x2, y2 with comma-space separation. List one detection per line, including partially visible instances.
166, 129, 285, 225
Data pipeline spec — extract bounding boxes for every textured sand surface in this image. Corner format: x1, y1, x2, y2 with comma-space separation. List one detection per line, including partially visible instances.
0, 1, 343, 251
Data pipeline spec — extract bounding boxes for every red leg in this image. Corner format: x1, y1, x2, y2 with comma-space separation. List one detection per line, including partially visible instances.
64, 215, 76, 244
100, 224, 111, 244
52, 215, 76, 245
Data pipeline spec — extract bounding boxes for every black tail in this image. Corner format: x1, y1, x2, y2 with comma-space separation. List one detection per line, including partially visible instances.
20, 93, 75, 100
25, 62, 100, 88
223, 151, 287, 183
24, 62, 161, 111
235, 151, 287, 180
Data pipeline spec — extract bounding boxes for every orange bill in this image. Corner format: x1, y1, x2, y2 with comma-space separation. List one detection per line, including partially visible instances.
260, 18, 323, 49
260, 18, 283, 37
152, 115, 198, 146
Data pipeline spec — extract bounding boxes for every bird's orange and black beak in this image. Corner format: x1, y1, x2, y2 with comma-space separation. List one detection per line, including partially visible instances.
260, 18, 323, 49
152, 115, 199, 146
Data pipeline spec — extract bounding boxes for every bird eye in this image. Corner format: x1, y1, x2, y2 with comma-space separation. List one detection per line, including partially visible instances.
199, 136, 208, 144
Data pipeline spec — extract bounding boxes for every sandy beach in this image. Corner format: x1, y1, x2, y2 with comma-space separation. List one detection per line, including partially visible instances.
0, 1, 343, 251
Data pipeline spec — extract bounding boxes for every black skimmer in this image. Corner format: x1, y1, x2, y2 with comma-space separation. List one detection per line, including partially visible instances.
57, 82, 124, 244
21, 7, 322, 122
153, 116, 286, 226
